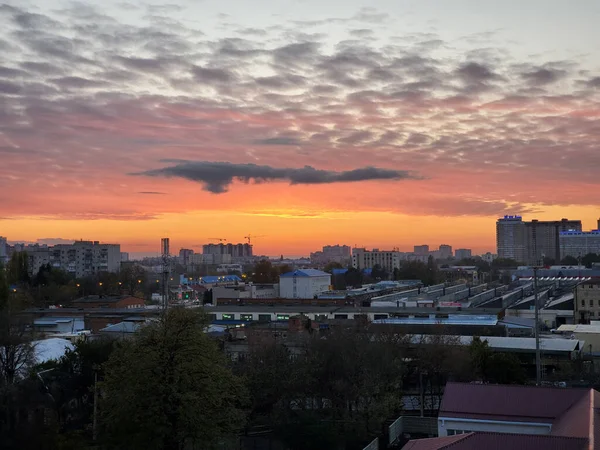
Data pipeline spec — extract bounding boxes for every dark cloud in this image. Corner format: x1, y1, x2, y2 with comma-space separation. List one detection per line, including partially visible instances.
456, 62, 498, 82
134, 161, 418, 193
0, 81, 22, 94
585, 77, 600, 88
50, 76, 108, 89
0, 66, 27, 78
522, 67, 567, 85
138, 191, 167, 195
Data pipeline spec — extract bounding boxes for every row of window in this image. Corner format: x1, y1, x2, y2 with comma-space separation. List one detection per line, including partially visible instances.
581, 299, 597, 307
208, 313, 360, 322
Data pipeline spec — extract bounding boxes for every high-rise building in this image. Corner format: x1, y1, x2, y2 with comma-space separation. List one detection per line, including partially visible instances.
496, 216, 582, 264
524, 219, 582, 263
352, 248, 407, 272
179, 248, 194, 265
25, 240, 121, 278
455, 249, 472, 260
438, 244, 453, 259
202, 243, 253, 259
496, 216, 526, 262
559, 230, 600, 260
310, 244, 351, 265
414, 245, 430, 256
0, 236, 7, 265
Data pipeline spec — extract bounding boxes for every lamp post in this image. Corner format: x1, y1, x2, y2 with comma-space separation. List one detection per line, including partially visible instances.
533, 265, 541, 386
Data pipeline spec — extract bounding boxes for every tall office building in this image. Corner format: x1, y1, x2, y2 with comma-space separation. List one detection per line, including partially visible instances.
496, 216, 526, 262
497, 216, 582, 264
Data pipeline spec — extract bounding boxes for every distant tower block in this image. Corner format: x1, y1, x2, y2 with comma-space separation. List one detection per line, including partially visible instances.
161, 238, 170, 256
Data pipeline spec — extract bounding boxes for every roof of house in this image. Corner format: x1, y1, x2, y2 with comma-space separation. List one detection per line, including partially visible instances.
99, 321, 140, 333
402, 432, 588, 450
439, 382, 589, 424
73, 295, 136, 303
280, 269, 331, 278
199, 275, 242, 284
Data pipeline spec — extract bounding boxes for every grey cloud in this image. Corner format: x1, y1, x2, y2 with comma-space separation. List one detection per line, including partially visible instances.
50, 76, 108, 89
273, 42, 320, 64
585, 77, 600, 88
13, 11, 61, 29
0, 66, 28, 78
0, 81, 22, 94
138, 191, 167, 195
522, 68, 567, 85
191, 66, 234, 83
20, 61, 63, 75
252, 137, 303, 146
133, 161, 418, 193
349, 29, 373, 38
456, 62, 498, 82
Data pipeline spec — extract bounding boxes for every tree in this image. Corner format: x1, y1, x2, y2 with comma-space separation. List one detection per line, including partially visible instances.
582, 253, 600, 268
468, 337, 525, 384
323, 262, 343, 274
101, 308, 247, 449
6, 252, 30, 287
251, 260, 279, 284
371, 264, 388, 281
560, 255, 579, 265
344, 267, 363, 288
119, 264, 148, 297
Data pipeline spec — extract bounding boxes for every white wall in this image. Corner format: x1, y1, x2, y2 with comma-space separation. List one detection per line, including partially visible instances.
438, 417, 551, 437
280, 275, 331, 299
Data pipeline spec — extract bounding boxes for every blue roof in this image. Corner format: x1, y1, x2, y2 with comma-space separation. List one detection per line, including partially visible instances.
280, 269, 331, 278
200, 275, 242, 284
332, 268, 348, 275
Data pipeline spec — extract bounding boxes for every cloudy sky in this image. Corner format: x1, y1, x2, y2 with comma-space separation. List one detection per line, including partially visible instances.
1, 0, 599, 256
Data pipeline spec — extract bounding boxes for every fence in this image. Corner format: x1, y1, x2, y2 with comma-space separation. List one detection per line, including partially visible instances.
362, 437, 379, 450
388, 416, 439, 445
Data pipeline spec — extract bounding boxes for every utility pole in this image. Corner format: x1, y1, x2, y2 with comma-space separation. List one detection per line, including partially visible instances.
92, 369, 98, 441
533, 265, 541, 386
161, 238, 171, 312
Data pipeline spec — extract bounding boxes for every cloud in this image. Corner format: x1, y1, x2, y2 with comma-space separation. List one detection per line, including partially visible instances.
134, 161, 419, 193
138, 191, 167, 195
252, 137, 303, 146
522, 67, 567, 85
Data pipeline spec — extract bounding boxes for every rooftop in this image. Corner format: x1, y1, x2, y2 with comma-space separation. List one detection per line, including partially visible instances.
280, 269, 330, 278
73, 295, 136, 303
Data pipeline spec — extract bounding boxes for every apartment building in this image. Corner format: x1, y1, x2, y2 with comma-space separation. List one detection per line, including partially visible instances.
0, 236, 7, 264
496, 216, 582, 264
352, 248, 406, 272
202, 243, 253, 259
310, 244, 351, 265
574, 280, 600, 324
560, 229, 600, 260
27, 241, 121, 278
454, 249, 472, 260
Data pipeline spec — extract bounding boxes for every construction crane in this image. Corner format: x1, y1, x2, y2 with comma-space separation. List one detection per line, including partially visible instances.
244, 234, 265, 244
207, 238, 227, 242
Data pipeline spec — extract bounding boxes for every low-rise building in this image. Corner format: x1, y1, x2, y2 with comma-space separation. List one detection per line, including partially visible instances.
402, 382, 599, 450
574, 280, 600, 323
279, 269, 331, 299
352, 248, 407, 272
72, 295, 144, 309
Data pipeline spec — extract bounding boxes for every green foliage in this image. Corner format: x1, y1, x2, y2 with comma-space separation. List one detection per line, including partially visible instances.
582, 253, 600, 268
101, 308, 247, 449
393, 258, 441, 285
468, 337, 525, 384
371, 264, 388, 281
251, 260, 280, 283
560, 255, 579, 265
7, 252, 30, 287
344, 267, 363, 288
323, 261, 343, 274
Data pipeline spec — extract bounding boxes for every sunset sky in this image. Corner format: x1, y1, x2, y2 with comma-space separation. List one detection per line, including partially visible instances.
1, 0, 599, 257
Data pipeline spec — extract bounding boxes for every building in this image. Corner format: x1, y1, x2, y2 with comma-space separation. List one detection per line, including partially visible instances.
454, 249, 472, 260
120, 252, 129, 262
557, 322, 600, 353
436, 245, 453, 260
25, 240, 121, 278
414, 245, 430, 256
402, 382, 599, 450
0, 236, 7, 264
179, 248, 194, 265
190, 253, 232, 265
202, 243, 253, 259
352, 248, 406, 272
72, 295, 144, 309
497, 216, 582, 264
310, 244, 351, 265
496, 215, 527, 262
560, 230, 600, 260
574, 280, 600, 323
279, 269, 331, 299
481, 252, 497, 263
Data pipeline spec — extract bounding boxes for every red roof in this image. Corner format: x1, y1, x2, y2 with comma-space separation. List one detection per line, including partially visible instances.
440, 382, 589, 423
402, 432, 588, 450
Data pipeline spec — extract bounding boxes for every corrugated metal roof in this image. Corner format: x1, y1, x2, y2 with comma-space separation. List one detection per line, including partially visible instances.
99, 322, 140, 333
280, 269, 331, 278
402, 432, 588, 450
440, 382, 589, 423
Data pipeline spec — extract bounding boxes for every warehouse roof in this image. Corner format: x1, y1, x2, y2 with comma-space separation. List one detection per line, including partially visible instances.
280, 269, 330, 278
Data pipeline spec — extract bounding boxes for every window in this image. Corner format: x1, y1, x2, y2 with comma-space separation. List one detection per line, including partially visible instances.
334, 314, 348, 319
241, 314, 253, 321
582, 300, 586, 307
276, 314, 290, 321
591, 300, 595, 307
208, 314, 217, 321
258, 314, 271, 322
374, 314, 388, 320
222, 313, 235, 320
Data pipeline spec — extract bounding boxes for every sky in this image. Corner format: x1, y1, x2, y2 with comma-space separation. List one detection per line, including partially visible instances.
1, 0, 599, 257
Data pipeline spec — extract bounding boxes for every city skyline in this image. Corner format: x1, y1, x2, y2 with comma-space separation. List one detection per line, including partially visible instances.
1, 1, 600, 255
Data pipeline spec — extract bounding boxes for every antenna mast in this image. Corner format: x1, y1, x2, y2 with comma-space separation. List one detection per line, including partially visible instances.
161, 238, 171, 311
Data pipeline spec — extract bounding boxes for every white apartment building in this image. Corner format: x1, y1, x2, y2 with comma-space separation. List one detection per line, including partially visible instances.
352, 248, 406, 272
27, 241, 121, 278
279, 269, 331, 299
559, 230, 600, 260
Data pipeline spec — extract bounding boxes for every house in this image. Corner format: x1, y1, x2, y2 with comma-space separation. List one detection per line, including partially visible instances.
279, 269, 331, 299
403, 382, 600, 449
71, 295, 144, 309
